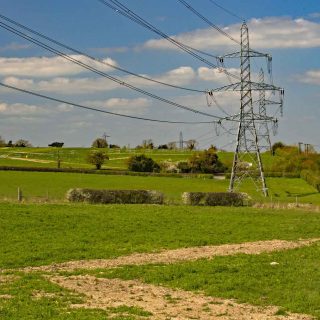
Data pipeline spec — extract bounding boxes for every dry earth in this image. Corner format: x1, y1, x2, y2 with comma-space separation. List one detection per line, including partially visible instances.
50, 275, 313, 320
23, 238, 320, 273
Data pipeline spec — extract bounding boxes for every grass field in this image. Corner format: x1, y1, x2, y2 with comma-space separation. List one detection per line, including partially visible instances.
1, 147, 319, 319
0, 170, 319, 204
0, 147, 278, 171
0, 203, 319, 319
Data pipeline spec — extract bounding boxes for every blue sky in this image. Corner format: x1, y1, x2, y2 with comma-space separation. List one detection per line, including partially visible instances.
0, 0, 320, 149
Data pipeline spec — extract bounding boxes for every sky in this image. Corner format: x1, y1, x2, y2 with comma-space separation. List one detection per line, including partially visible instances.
0, 0, 319, 149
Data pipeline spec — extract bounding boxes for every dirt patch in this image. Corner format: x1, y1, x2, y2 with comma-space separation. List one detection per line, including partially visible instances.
31, 290, 58, 300
0, 294, 13, 299
7, 157, 53, 164
50, 275, 313, 320
24, 238, 319, 273
0, 275, 20, 284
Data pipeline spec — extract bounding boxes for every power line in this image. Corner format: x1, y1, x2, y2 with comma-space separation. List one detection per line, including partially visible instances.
97, 0, 241, 81
0, 20, 223, 120
0, 14, 207, 94
176, 0, 240, 45
207, 0, 245, 22
0, 82, 215, 124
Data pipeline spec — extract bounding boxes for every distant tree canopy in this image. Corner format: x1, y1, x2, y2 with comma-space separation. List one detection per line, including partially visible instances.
14, 139, 33, 147
178, 149, 226, 174
167, 142, 177, 150
48, 142, 64, 148
87, 150, 109, 169
158, 144, 168, 150
0, 136, 6, 147
272, 141, 285, 155
127, 154, 160, 173
92, 138, 108, 148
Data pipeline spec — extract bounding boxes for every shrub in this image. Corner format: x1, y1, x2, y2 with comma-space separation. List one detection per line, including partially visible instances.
92, 138, 108, 148
127, 154, 160, 173
87, 150, 109, 169
300, 170, 320, 192
66, 188, 164, 204
187, 149, 226, 174
182, 192, 246, 206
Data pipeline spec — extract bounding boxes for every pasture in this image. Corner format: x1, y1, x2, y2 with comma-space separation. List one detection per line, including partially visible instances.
0, 147, 319, 319
0, 204, 319, 319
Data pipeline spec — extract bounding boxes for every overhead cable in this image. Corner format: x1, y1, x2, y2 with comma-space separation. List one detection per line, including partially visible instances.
0, 20, 223, 120
0, 82, 215, 124
207, 0, 245, 22
0, 14, 206, 94
97, 0, 241, 81
177, 0, 240, 45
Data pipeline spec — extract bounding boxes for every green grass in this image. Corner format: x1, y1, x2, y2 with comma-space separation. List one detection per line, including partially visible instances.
0, 203, 319, 319
0, 147, 278, 171
0, 170, 319, 204
90, 243, 320, 318
1, 203, 320, 269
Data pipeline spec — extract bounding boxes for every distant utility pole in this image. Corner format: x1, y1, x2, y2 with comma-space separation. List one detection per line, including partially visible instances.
179, 131, 184, 149
298, 142, 303, 154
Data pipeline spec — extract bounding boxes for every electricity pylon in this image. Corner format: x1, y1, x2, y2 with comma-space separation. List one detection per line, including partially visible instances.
206, 22, 284, 196
257, 68, 272, 153
228, 22, 268, 196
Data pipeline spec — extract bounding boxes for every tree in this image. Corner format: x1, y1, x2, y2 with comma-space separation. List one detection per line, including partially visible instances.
127, 154, 160, 172
14, 139, 32, 147
167, 142, 177, 150
188, 149, 226, 174
87, 150, 109, 169
0, 136, 6, 147
142, 139, 154, 149
186, 139, 197, 151
158, 144, 168, 149
48, 142, 64, 147
272, 141, 285, 155
92, 137, 108, 148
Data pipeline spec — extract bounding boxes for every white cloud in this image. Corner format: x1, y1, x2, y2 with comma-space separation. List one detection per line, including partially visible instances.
2, 66, 199, 94
86, 97, 150, 115
298, 69, 320, 85
0, 42, 31, 52
0, 55, 118, 77
0, 101, 47, 116
142, 17, 320, 51
198, 67, 240, 83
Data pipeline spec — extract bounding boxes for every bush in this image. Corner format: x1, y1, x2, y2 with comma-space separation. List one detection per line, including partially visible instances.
66, 188, 164, 204
92, 138, 108, 148
87, 151, 109, 169
300, 170, 320, 192
182, 192, 247, 206
187, 149, 227, 174
127, 154, 160, 173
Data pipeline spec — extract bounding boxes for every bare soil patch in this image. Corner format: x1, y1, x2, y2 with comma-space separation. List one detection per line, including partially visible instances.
24, 238, 319, 273
50, 275, 313, 320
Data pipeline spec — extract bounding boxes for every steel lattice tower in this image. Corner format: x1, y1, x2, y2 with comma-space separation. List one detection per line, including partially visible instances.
229, 22, 268, 196
257, 69, 272, 153
179, 131, 184, 149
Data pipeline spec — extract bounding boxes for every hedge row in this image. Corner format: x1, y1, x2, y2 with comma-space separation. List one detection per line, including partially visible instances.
0, 166, 213, 179
182, 192, 247, 206
66, 188, 164, 204
224, 172, 300, 179
300, 170, 320, 192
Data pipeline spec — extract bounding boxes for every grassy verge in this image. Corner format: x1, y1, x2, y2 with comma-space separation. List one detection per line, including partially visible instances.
1, 203, 320, 269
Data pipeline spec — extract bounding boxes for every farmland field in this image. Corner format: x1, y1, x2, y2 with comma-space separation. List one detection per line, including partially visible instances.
1, 147, 320, 319
0, 203, 319, 319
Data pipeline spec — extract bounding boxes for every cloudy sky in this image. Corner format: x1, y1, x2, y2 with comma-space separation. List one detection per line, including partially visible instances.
0, 0, 319, 149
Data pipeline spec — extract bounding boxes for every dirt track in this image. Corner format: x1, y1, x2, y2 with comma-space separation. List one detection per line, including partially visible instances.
50, 275, 313, 320
24, 238, 320, 273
